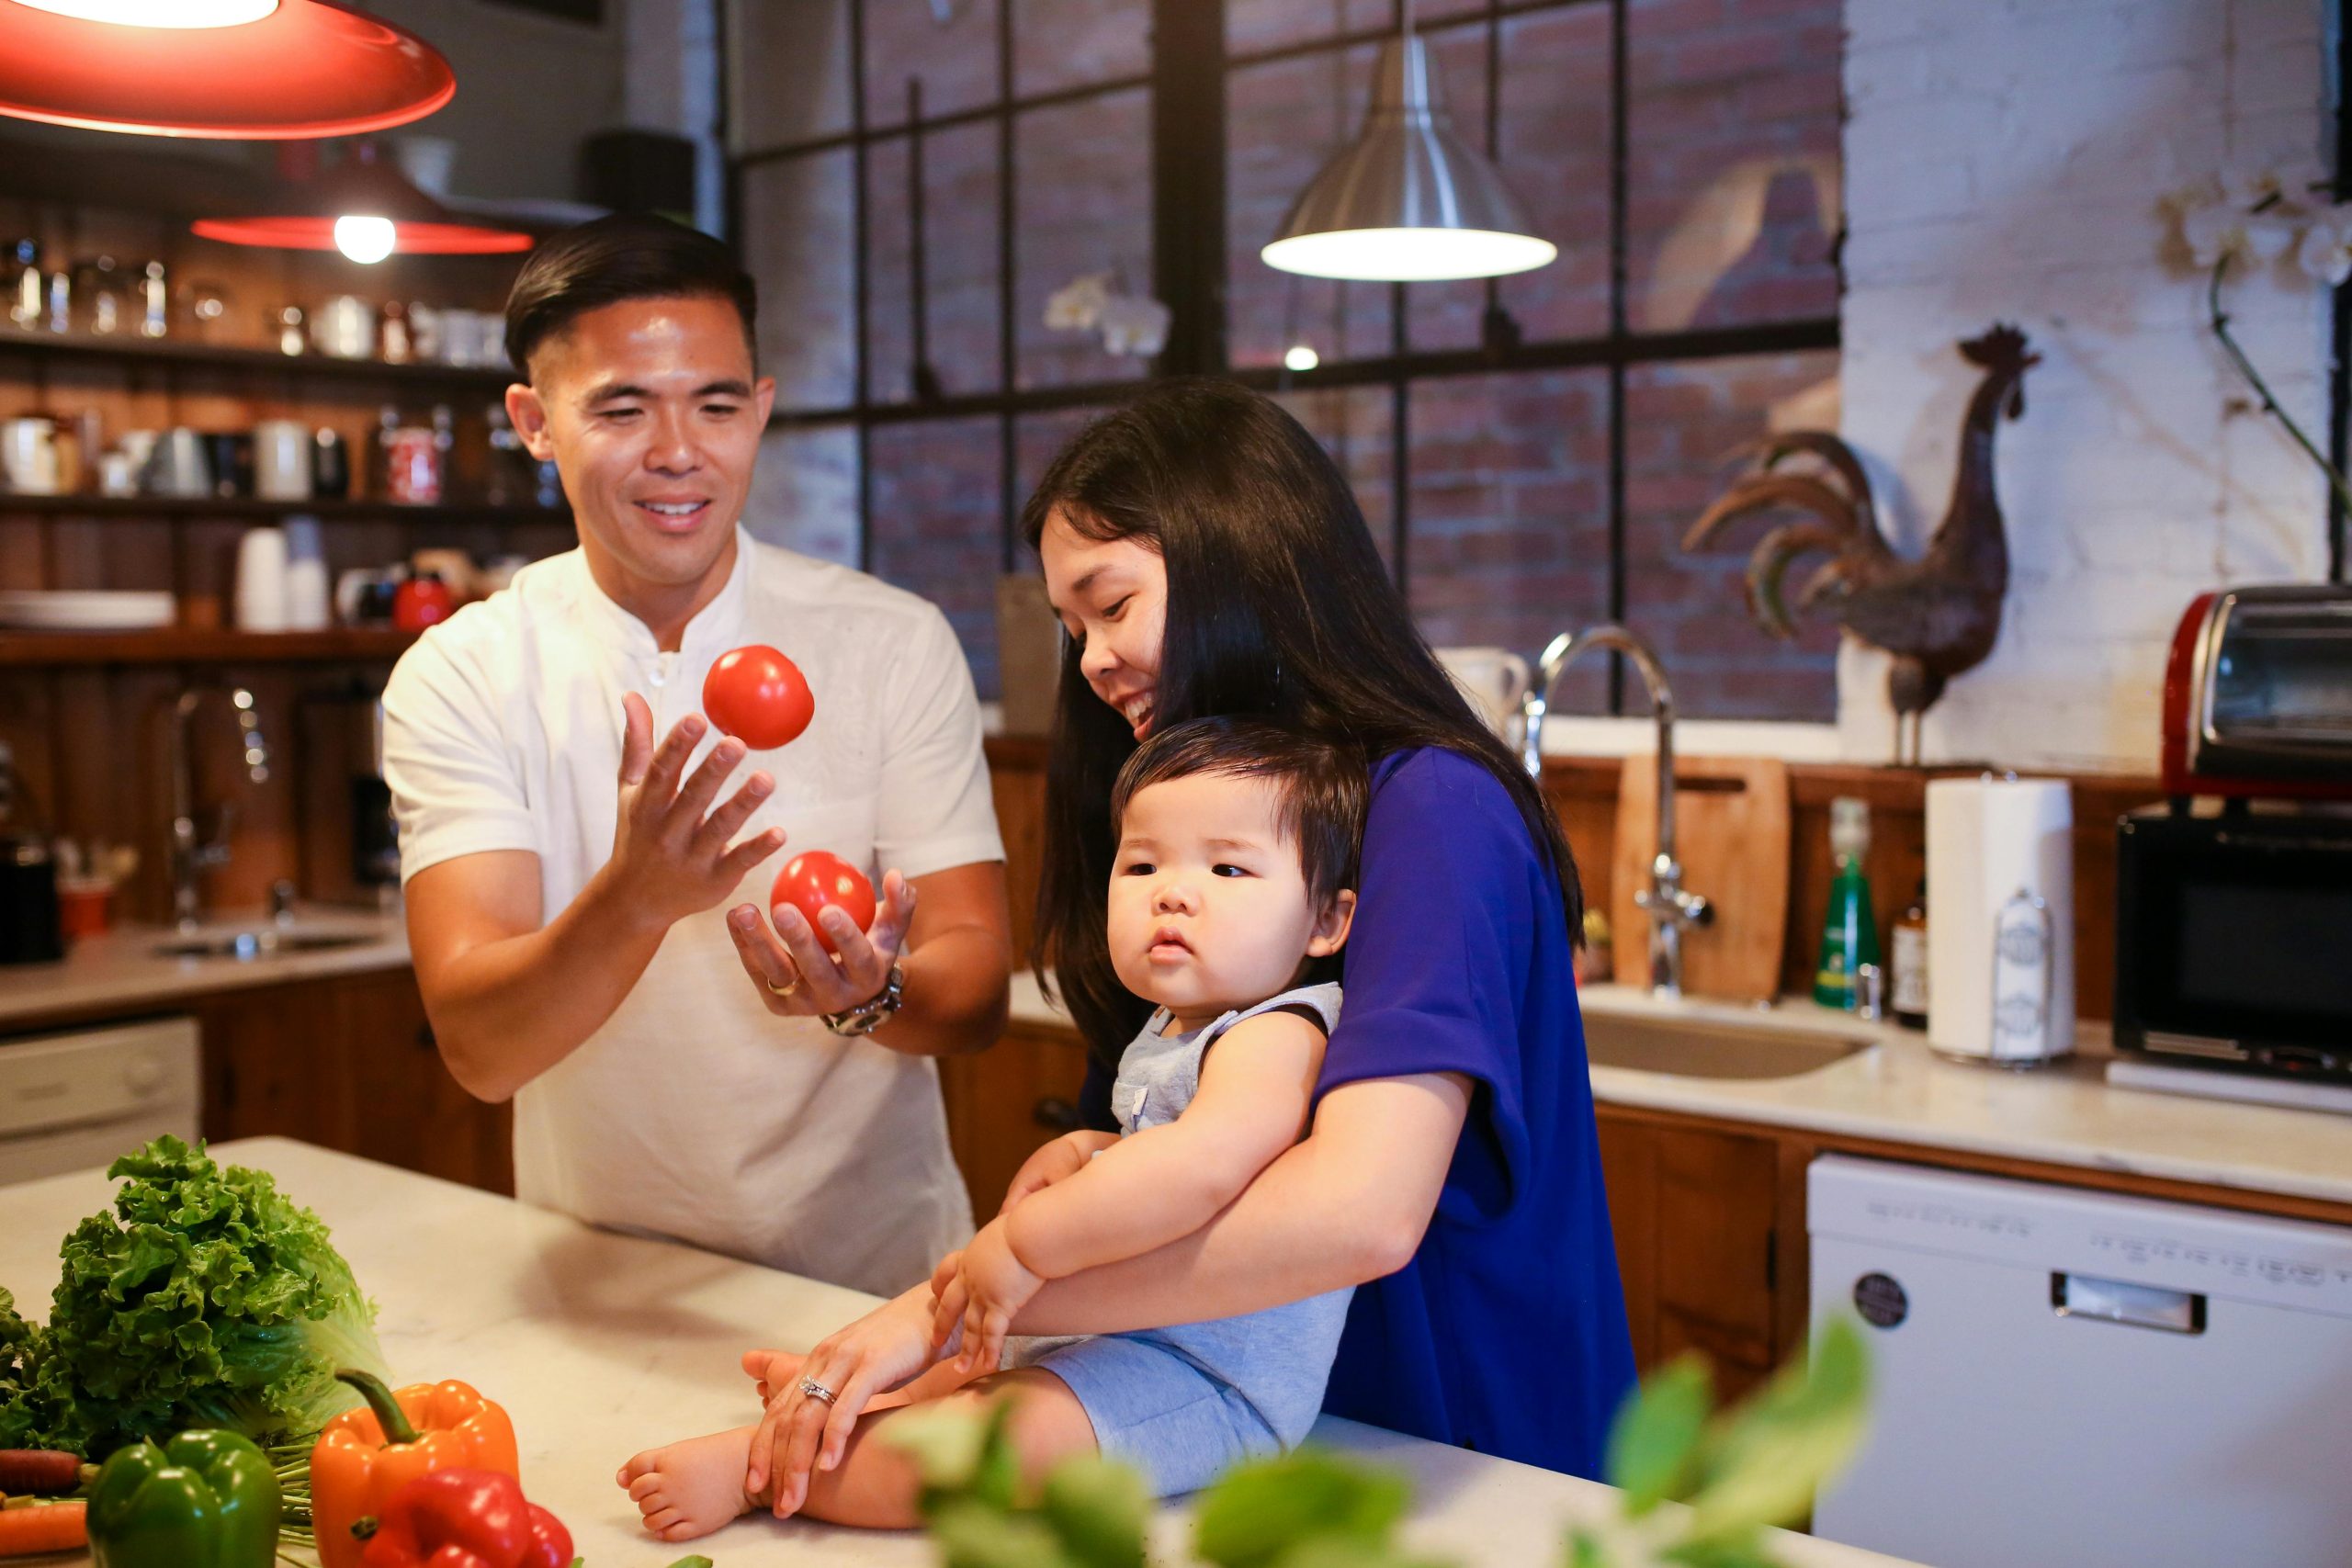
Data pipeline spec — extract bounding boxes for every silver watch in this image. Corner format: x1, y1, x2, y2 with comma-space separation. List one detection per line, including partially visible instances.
822, 963, 905, 1036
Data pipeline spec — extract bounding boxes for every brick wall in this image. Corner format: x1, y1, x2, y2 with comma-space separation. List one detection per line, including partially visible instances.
1839, 0, 2335, 771
714, 0, 1846, 715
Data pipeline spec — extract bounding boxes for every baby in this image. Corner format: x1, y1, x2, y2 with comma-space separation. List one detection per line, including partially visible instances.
619, 716, 1366, 1535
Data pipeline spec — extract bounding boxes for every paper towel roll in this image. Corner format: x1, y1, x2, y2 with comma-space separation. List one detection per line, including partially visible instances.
1925, 776, 2075, 1063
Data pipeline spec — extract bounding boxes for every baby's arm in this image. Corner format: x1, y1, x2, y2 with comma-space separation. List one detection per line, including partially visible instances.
933, 1008, 1331, 1370
1006, 1009, 1329, 1278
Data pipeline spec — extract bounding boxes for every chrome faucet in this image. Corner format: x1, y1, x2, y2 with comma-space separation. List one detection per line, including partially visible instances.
1520, 624, 1712, 998
169, 687, 270, 933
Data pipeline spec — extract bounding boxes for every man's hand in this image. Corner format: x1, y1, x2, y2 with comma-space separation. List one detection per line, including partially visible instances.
928, 1218, 1043, 1379
727, 868, 917, 1020
607, 693, 784, 929
1000, 1130, 1116, 1214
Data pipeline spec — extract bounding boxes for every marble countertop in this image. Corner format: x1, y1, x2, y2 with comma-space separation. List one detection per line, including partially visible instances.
1010, 975, 2352, 1209
0, 906, 411, 1031
0, 1138, 1918, 1568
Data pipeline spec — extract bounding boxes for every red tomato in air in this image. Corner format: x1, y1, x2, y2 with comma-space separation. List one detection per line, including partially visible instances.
772, 851, 876, 955
703, 645, 815, 750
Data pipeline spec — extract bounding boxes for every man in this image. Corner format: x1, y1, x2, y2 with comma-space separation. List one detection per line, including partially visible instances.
382, 214, 1012, 1295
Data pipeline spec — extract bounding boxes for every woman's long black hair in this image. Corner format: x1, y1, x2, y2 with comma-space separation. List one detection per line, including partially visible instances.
1022, 378, 1584, 1065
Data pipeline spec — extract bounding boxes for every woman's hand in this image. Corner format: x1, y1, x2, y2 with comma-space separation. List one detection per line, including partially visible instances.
741, 1284, 944, 1516
929, 1220, 1043, 1378
1000, 1130, 1117, 1213
727, 868, 916, 1020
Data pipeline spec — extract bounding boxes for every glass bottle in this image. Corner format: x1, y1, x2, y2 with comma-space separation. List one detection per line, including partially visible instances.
74, 255, 123, 335
1891, 878, 1928, 1030
7, 239, 40, 329
1813, 796, 1881, 1011
138, 260, 168, 338
484, 402, 521, 506
370, 405, 401, 498
380, 299, 413, 364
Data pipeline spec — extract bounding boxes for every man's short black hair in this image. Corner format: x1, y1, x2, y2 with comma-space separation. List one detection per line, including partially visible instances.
1109, 717, 1368, 907
503, 212, 758, 378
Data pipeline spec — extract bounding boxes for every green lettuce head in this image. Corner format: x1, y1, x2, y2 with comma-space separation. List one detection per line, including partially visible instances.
1, 1135, 389, 1456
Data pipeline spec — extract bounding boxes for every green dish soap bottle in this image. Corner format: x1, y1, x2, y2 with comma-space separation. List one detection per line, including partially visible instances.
1813, 795, 1880, 1010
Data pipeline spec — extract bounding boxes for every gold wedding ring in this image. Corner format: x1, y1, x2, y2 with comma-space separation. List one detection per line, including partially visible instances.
766, 973, 802, 998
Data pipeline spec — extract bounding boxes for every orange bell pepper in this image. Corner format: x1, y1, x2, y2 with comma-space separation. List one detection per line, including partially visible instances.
310, 1370, 519, 1568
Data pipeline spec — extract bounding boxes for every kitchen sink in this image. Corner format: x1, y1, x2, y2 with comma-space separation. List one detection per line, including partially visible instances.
153, 930, 375, 961
1584, 1010, 1874, 1079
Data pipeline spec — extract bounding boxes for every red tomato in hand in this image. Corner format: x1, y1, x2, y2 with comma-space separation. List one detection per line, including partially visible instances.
703, 645, 815, 750
772, 851, 876, 955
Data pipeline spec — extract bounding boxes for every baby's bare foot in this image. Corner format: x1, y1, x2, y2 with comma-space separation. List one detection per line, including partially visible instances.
617, 1426, 758, 1542
742, 1348, 807, 1404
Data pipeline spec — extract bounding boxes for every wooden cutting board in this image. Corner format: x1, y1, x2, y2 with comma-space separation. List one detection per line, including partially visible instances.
1609, 755, 1791, 1002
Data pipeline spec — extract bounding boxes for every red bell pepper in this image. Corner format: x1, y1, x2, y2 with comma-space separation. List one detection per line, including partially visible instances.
355, 1468, 571, 1568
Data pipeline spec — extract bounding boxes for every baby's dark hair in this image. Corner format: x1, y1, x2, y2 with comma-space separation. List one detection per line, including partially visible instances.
1109, 717, 1368, 906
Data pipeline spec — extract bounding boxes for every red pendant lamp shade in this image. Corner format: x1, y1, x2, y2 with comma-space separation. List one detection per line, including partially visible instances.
192, 144, 533, 258
0, 1, 456, 140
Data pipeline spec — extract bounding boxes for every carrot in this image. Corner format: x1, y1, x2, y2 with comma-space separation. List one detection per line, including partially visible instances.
0, 1498, 86, 1556
0, 1452, 80, 1495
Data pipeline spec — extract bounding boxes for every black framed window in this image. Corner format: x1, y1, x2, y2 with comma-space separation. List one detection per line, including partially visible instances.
724, 0, 1845, 712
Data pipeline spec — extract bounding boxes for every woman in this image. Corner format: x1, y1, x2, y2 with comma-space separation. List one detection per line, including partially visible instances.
729, 380, 1632, 1513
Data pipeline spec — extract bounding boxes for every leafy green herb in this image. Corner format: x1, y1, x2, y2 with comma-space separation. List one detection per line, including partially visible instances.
1678, 1316, 1870, 1545
1603, 1356, 1711, 1516
892, 1315, 1873, 1568
1193, 1450, 1412, 1568
0, 1135, 390, 1458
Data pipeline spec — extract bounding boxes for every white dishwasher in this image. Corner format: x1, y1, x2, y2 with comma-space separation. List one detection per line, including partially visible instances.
1809, 1155, 2352, 1568
0, 1016, 199, 1183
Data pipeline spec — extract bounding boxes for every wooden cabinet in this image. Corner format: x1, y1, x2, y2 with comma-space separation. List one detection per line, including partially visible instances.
336, 968, 514, 1196
1596, 1108, 1798, 1404
937, 1020, 1091, 1218
194, 966, 512, 1195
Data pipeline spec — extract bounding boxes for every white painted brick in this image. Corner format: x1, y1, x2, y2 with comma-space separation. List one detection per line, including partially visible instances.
1840, 0, 2334, 773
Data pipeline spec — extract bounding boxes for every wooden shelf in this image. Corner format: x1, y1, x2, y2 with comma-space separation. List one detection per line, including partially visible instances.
0, 328, 516, 393
0, 493, 567, 524
0, 626, 419, 667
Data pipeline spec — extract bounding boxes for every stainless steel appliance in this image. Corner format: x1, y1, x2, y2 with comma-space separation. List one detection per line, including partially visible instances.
2160, 585, 2352, 798
2115, 585, 2352, 1085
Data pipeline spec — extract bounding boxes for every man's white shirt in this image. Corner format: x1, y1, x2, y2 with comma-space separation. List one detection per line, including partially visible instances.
381, 528, 1002, 1293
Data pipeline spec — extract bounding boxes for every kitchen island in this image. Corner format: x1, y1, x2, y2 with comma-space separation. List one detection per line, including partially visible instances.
0, 1138, 1920, 1568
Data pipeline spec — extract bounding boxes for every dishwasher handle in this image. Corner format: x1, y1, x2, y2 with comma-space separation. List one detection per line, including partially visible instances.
2051, 1271, 2207, 1335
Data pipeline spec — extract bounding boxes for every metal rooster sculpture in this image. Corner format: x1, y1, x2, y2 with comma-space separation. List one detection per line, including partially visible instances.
1682, 323, 2041, 764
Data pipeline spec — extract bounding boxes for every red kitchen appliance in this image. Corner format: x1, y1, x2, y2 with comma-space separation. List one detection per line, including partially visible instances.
2159, 586, 2352, 799
2116, 586, 2352, 1086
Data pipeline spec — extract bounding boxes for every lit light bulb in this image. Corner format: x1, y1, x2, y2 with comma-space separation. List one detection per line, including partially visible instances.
1262, 228, 1558, 283
14, 0, 278, 25
1283, 343, 1320, 373
334, 215, 397, 265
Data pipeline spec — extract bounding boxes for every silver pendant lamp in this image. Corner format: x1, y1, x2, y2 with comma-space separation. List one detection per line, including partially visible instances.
1261, 8, 1556, 282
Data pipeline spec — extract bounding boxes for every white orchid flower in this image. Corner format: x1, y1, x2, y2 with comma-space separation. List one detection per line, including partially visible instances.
2298, 205, 2352, 285
2245, 210, 2302, 263
2221, 164, 2284, 209
1098, 294, 1171, 358
2160, 175, 2223, 218
2183, 203, 2252, 267
1043, 272, 1112, 332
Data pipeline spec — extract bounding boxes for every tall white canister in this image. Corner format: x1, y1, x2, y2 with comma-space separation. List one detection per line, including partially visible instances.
1924, 774, 2075, 1065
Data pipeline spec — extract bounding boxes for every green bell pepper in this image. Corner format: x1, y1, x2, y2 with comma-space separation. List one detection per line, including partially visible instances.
87, 1428, 282, 1568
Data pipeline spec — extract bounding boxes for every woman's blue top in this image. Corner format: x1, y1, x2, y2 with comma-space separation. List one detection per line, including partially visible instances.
1080, 745, 1635, 1477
